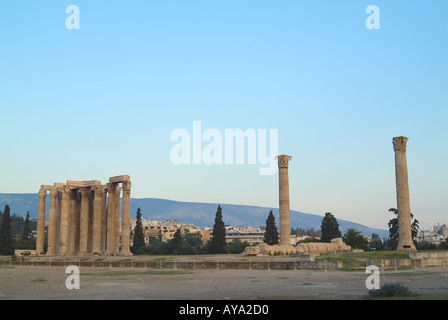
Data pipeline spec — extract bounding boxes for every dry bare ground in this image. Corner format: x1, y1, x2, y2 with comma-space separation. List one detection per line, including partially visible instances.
0, 262, 447, 300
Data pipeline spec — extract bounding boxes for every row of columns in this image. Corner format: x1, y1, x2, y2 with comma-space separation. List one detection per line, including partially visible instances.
36, 176, 132, 256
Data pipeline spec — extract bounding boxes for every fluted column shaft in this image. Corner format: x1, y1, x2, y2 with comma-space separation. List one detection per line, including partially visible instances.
101, 188, 108, 254
106, 184, 116, 255
78, 188, 90, 255
121, 180, 132, 255
36, 187, 46, 255
68, 190, 77, 255
277, 155, 292, 246
92, 185, 103, 254
46, 188, 57, 256
114, 186, 121, 253
59, 186, 70, 255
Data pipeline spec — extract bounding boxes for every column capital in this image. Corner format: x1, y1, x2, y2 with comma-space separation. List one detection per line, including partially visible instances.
107, 182, 117, 192
61, 185, 71, 197
393, 136, 409, 152
122, 180, 131, 194
78, 187, 90, 198
38, 186, 47, 198
92, 184, 104, 195
276, 155, 292, 168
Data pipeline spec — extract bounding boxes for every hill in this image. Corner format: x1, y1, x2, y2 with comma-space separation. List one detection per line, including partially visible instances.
0, 193, 389, 238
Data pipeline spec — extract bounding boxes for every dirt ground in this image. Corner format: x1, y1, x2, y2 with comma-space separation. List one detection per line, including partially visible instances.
1, 264, 447, 300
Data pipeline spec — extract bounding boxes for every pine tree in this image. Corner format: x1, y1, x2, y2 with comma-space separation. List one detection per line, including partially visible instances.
387, 208, 419, 250
320, 212, 341, 243
210, 205, 226, 254
0, 205, 14, 255
131, 208, 145, 254
263, 210, 279, 245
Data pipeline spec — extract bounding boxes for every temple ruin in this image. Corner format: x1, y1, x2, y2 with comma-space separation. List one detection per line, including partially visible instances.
35, 175, 132, 256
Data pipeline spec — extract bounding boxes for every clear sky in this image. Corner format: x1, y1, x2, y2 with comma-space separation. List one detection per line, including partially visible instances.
0, 0, 447, 230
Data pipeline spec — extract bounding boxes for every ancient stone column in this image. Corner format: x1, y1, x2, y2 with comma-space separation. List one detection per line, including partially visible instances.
59, 185, 71, 255
46, 188, 58, 256
101, 187, 108, 254
114, 186, 122, 253
87, 190, 94, 253
393, 137, 416, 251
92, 185, 103, 255
74, 191, 82, 254
277, 155, 292, 246
106, 183, 116, 255
55, 191, 62, 254
68, 189, 78, 255
120, 180, 132, 256
78, 188, 90, 255
36, 186, 47, 255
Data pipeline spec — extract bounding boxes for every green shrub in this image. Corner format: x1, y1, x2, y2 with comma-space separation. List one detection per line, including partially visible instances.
368, 283, 417, 298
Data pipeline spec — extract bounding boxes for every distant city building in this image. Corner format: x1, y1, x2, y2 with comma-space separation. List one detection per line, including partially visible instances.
417, 223, 448, 245
131, 218, 202, 244
225, 226, 265, 245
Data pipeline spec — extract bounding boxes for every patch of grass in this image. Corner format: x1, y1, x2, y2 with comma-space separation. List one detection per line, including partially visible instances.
316, 251, 411, 269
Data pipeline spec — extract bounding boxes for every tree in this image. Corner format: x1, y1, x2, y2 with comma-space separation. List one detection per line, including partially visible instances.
210, 205, 226, 254
438, 238, 448, 250
369, 233, 385, 251
343, 228, 368, 250
387, 208, 419, 250
172, 229, 183, 252
131, 208, 145, 254
263, 210, 278, 245
18, 211, 35, 250
226, 239, 250, 254
0, 205, 14, 255
320, 212, 341, 243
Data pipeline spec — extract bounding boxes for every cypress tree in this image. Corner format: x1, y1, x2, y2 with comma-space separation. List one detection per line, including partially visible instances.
172, 229, 183, 253
263, 210, 279, 245
0, 205, 14, 255
131, 208, 145, 254
19, 211, 35, 249
320, 212, 341, 243
210, 205, 226, 254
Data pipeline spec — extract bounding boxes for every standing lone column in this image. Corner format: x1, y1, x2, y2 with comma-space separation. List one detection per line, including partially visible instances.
277, 155, 292, 246
120, 180, 132, 256
392, 136, 416, 251
36, 186, 47, 255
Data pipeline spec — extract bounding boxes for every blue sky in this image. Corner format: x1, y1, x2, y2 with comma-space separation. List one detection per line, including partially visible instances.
0, 1, 447, 230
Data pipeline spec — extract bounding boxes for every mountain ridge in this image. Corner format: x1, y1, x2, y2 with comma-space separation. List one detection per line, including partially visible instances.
0, 193, 389, 239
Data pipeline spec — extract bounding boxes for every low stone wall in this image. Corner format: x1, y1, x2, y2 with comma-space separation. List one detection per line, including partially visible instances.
0, 258, 342, 270
409, 252, 448, 267
367, 252, 448, 269
367, 259, 414, 269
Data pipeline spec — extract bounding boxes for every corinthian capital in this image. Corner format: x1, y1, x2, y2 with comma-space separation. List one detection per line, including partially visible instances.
393, 136, 409, 152
92, 185, 104, 196
276, 155, 292, 168
38, 186, 47, 198
122, 180, 131, 194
